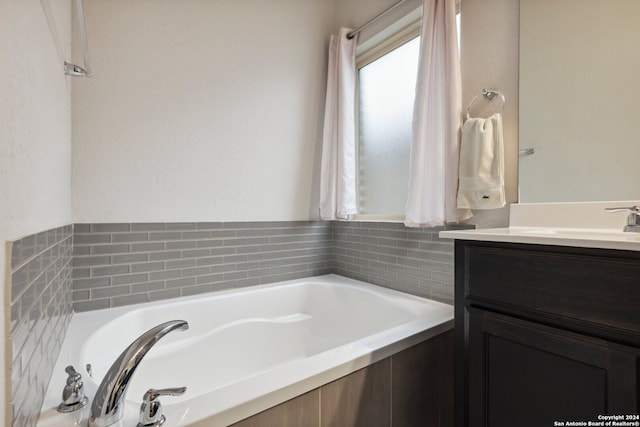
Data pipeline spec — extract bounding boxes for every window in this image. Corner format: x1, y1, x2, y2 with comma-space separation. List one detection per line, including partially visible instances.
356, 31, 421, 217
354, 11, 460, 219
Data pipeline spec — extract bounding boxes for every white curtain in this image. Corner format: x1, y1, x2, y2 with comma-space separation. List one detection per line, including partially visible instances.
319, 28, 358, 220
404, 0, 472, 227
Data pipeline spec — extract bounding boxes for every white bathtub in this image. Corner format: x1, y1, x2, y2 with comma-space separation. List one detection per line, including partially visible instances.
38, 274, 453, 427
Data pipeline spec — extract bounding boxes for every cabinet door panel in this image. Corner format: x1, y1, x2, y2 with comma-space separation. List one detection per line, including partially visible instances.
468, 308, 639, 427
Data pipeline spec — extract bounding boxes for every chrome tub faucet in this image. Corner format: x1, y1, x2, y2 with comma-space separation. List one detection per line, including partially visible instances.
89, 320, 189, 427
605, 205, 640, 232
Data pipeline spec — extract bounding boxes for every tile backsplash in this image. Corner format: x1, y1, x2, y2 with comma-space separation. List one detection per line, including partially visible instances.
9, 225, 74, 427
72, 221, 463, 311
7, 219, 463, 427
332, 222, 460, 304
72, 222, 333, 312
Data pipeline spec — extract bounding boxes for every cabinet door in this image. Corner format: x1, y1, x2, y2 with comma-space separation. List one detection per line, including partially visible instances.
467, 308, 639, 427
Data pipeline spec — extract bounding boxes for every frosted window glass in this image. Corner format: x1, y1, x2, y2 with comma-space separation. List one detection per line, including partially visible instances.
358, 36, 420, 215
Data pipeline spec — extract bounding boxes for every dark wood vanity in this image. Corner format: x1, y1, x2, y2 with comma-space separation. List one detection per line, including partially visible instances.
454, 240, 640, 426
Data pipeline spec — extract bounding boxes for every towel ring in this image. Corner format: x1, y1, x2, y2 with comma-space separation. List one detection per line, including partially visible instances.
465, 89, 505, 120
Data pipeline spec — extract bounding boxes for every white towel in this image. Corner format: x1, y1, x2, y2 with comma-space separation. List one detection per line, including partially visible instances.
457, 113, 505, 209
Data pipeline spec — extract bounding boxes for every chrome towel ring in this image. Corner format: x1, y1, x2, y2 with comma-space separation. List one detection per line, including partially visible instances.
465, 89, 505, 119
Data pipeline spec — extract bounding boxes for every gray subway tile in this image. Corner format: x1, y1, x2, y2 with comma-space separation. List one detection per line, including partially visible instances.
131, 242, 165, 252
112, 233, 149, 243
92, 265, 130, 277
165, 277, 196, 289
74, 277, 110, 290
112, 294, 149, 308
131, 223, 166, 231
166, 241, 196, 250
149, 270, 181, 281
181, 231, 211, 240
73, 255, 111, 267
73, 224, 91, 233
131, 262, 165, 273
112, 253, 148, 264
149, 289, 182, 301
196, 274, 224, 285
92, 285, 131, 299
166, 259, 195, 269
73, 233, 111, 245
181, 285, 211, 297
149, 251, 181, 261
92, 224, 130, 233
111, 273, 149, 286
166, 223, 197, 231
92, 244, 130, 255
195, 222, 224, 230
132, 281, 165, 293
180, 267, 210, 277
149, 232, 182, 241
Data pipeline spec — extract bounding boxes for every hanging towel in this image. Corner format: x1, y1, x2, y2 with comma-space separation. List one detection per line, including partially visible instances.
457, 113, 506, 209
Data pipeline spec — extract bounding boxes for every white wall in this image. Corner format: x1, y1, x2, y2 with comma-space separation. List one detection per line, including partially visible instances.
72, 0, 336, 223
0, 0, 73, 423
460, 0, 519, 228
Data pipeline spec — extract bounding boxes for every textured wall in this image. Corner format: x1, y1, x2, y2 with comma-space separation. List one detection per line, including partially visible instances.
9, 226, 74, 427
72, 0, 335, 223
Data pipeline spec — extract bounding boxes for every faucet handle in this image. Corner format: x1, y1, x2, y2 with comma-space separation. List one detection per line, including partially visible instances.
137, 387, 187, 427
57, 365, 89, 413
604, 205, 640, 213
605, 205, 640, 231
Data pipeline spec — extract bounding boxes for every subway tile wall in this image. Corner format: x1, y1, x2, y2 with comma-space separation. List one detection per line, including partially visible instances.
72, 222, 334, 312
9, 225, 74, 427
72, 221, 463, 311
332, 222, 462, 304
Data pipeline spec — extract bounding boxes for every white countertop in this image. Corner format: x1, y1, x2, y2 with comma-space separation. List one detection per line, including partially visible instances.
440, 226, 640, 252
439, 201, 640, 252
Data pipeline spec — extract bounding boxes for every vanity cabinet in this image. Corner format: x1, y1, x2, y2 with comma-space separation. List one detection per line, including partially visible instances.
454, 240, 640, 427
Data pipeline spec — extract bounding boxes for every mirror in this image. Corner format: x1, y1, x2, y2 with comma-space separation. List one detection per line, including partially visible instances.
519, 0, 640, 203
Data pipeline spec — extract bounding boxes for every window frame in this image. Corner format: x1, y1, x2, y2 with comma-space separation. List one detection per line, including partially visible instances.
352, 21, 422, 222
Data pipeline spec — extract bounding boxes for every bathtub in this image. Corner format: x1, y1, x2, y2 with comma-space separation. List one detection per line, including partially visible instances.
38, 274, 453, 426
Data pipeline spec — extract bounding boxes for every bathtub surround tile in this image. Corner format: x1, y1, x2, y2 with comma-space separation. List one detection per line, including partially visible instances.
70, 220, 466, 311
331, 222, 469, 304
72, 222, 334, 311
8, 225, 74, 427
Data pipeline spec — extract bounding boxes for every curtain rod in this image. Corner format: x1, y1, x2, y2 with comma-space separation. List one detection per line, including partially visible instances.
346, 0, 408, 39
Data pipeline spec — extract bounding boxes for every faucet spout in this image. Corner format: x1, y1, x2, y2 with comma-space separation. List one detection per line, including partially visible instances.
89, 320, 189, 427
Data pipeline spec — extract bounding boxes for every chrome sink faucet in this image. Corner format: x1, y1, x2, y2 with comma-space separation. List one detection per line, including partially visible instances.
89, 320, 189, 427
604, 205, 640, 232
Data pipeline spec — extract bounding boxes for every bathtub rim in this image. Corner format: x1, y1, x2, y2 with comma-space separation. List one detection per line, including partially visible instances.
37, 274, 454, 427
